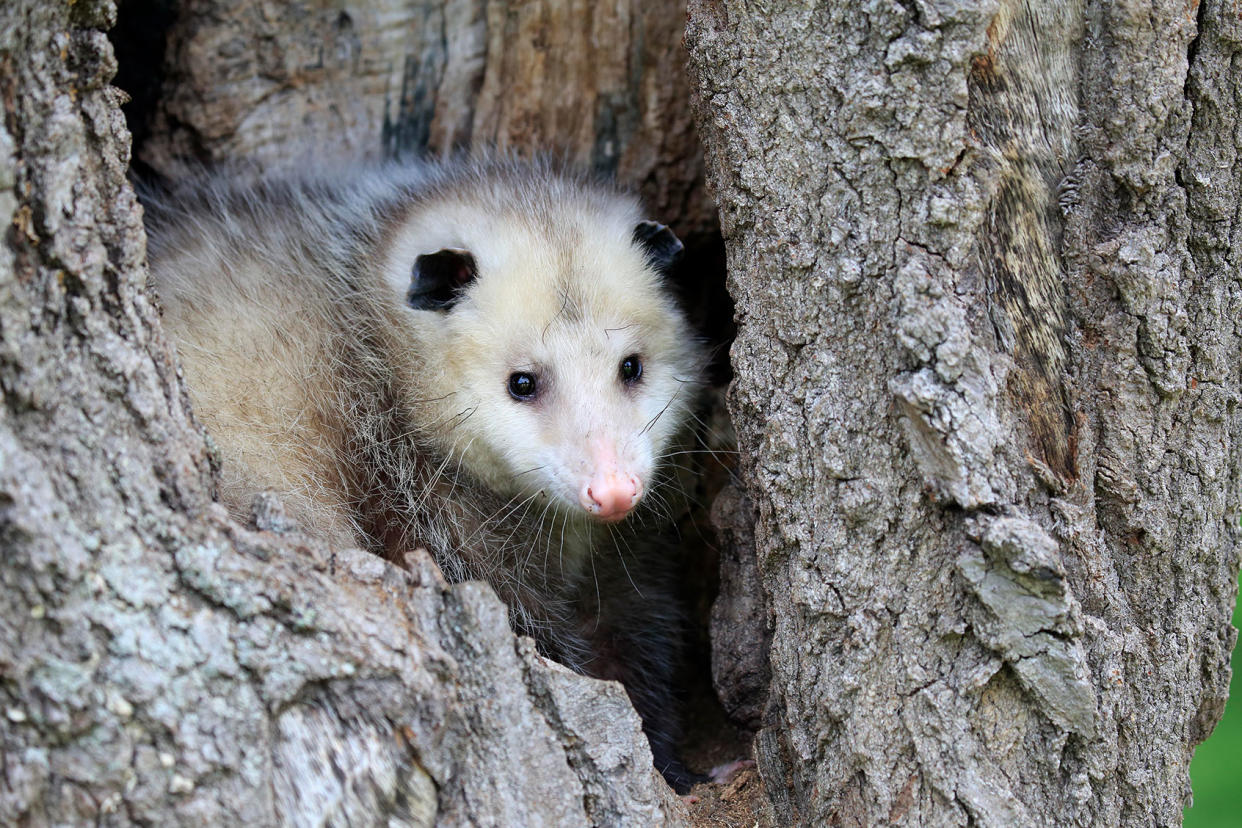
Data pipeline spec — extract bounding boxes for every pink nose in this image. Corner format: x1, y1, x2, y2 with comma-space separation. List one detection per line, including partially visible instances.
580, 472, 643, 522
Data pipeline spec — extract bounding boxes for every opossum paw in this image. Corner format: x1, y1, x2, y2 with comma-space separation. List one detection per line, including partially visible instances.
708, 758, 755, 785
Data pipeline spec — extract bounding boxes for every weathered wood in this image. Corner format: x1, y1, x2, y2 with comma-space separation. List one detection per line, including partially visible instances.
687, 0, 1240, 824
126, 0, 714, 244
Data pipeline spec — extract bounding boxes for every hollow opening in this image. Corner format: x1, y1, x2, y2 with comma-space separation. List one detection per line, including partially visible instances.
112, 0, 180, 179
109, 0, 765, 808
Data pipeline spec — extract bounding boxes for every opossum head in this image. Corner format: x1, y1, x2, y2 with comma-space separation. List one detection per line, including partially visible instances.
384, 174, 700, 524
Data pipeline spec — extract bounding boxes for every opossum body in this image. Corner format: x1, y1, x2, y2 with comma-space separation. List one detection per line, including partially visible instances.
143, 161, 704, 791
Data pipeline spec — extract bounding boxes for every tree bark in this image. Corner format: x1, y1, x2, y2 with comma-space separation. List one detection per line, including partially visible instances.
11, 0, 1237, 824
687, 0, 1240, 824
121, 0, 715, 244
0, 2, 686, 824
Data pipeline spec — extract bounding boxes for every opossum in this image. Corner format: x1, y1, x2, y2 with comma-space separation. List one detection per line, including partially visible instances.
142, 160, 705, 791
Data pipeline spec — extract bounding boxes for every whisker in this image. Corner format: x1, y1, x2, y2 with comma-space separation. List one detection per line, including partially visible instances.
657, 447, 739, 461
585, 550, 602, 635
681, 406, 736, 449
608, 529, 645, 599
640, 393, 680, 437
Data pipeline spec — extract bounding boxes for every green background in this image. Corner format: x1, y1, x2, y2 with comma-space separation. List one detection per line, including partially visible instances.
1185, 603, 1242, 828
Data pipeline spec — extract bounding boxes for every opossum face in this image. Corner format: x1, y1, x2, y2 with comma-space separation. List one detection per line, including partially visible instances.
394, 204, 698, 525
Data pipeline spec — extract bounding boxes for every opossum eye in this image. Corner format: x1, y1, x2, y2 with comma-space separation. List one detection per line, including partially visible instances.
508, 372, 538, 401
619, 354, 643, 385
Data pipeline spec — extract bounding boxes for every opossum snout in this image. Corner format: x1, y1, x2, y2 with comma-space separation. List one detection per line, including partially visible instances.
580, 471, 643, 522
576, 437, 643, 521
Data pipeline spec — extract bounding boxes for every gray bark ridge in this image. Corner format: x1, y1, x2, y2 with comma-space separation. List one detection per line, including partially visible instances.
0, 1, 687, 824
688, 0, 1240, 825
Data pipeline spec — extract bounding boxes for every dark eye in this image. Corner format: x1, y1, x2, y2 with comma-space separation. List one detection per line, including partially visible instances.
508, 372, 538, 401
619, 354, 643, 385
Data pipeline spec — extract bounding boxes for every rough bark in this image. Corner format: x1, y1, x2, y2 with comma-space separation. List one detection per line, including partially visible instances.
687, 0, 1240, 825
0, 2, 687, 824
120, 0, 715, 244
708, 483, 768, 730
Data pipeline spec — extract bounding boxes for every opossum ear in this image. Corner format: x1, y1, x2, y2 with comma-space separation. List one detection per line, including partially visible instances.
408, 248, 478, 311
633, 221, 684, 273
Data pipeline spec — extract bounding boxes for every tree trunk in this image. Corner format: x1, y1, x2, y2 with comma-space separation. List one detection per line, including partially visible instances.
9, 0, 1237, 823
687, 0, 1240, 824
0, 2, 685, 824
119, 0, 715, 245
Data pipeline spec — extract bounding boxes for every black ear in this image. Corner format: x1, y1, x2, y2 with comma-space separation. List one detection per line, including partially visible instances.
633, 221, 684, 273
407, 248, 478, 311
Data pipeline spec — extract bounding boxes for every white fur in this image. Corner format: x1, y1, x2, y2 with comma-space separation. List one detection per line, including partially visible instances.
145, 160, 701, 558
382, 166, 700, 525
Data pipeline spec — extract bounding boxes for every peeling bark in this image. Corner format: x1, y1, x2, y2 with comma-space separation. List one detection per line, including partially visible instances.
687, 0, 1240, 824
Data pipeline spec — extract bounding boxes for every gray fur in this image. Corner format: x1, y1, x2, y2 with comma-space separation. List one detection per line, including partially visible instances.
142, 159, 704, 790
